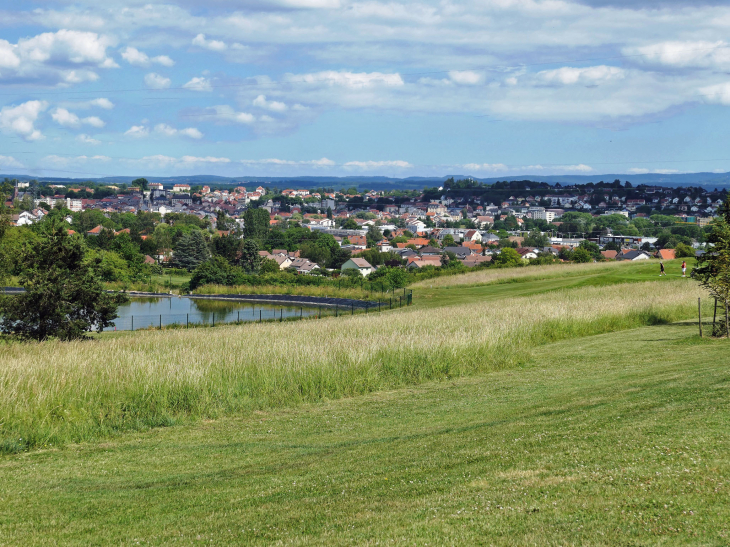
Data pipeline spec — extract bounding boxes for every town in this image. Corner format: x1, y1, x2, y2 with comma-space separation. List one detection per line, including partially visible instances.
3, 177, 720, 283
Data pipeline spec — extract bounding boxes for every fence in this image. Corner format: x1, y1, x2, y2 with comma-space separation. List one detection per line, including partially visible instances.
105, 289, 414, 332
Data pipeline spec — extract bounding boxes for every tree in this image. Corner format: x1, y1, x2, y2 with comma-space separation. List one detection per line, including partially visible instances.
493, 247, 523, 267
0, 219, 126, 340
366, 224, 383, 248
239, 239, 262, 273
326, 206, 333, 220
694, 198, 730, 336
188, 256, 244, 290
523, 229, 549, 248
571, 248, 592, 263
132, 178, 149, 191
341, 218, 358, 230
442, 234, 455, 247
175, 230, 210, 271
674, 242, 695, 258
243, 208, 270, 240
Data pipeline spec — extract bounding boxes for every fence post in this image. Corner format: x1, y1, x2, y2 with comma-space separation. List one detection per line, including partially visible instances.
131, 315, 134, 332
238, 311, 240, 322
713, 298, 718, 331
212, 313, 215, 327
699, 298, 703, 338
160, 314, 162, 329
378, 301, 381, 312
187, 313, 189, 328
300, 307, 303, 320
336, 305, 338, 317
351, 304, 354, 315
319, 306, 321, 319
281, 309, 283, 322
260, 310, 262, 322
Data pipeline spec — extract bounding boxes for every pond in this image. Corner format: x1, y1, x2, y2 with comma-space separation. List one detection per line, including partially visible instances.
108, 297, 320, 331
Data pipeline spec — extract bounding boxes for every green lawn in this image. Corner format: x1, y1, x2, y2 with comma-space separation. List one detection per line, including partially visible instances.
2, 321, 727, 545
416, 258, 695, 309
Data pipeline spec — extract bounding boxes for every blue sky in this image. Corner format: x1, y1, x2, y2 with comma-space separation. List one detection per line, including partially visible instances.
2, 0, 730, 179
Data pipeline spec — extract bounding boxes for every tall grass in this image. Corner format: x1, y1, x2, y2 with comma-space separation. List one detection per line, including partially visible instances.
0, 280, 704, 453
411, 260, 632, 289
191, 283, 385, 301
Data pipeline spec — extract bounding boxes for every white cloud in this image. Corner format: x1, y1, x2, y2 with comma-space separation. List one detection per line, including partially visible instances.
699, 82, 730, 105
0, 30, 115, 85
537, 66, 626, 86
253, 94, 287, 112
285, 71, 404, 88
50, 108, 105, 128
192, 34, 227, 52
144, 72, 171, 89
561, 164, 594, 172
239, 157, 335, 166
628, 167, 680, 174
183, 76, 212, 91
154, 123, 203, 139
625, 41, 730, 70
76, 134, 101, 145
43, 154, 111, 166
197, 105, 256, 124
181, 156, 230, 163
448, 71, 483, 85
90, 98, 114, 109
344, 160, 411, 169
463, 163, 509, 171
0, 100, 48, 141
124, 125, 149, 137
0, 155, 23, 169
121, 46, 174, 67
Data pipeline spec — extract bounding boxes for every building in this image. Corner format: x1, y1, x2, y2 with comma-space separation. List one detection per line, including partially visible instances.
341, 258, 374, 276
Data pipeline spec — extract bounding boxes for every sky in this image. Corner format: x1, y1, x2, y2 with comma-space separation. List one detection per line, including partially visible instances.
2, 0, 730, 179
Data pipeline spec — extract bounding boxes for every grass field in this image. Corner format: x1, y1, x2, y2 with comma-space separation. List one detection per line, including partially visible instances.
1, 321, 727, 544
0, 261, 705, 453
1, 259, 725, 544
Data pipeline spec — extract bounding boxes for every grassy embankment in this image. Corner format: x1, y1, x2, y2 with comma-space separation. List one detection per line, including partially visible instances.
0, 260, 706, 453
1, 321, 728, 544
191, 283, 385, 301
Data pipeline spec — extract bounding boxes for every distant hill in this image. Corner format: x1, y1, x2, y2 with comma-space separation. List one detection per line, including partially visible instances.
3, 171, 730, 190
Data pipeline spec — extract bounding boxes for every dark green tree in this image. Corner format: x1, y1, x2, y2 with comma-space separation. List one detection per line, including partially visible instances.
175, 230, 210, 271
243, 208, 270, 240
132, 178, 149, 191
694, 197, 730, 336
239, 239, 262, 273
0, 219, 126, 340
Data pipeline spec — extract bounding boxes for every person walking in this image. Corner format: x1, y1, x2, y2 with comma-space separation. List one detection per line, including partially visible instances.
681, 260, 687, 277
660, 261, 666, 276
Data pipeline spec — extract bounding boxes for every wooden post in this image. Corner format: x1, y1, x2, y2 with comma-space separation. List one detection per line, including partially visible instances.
160, 314, 162, 329
698, 298, 703, 338
131, 315, 134, 332
212, 313, 215, 327
713, 298, 718, 332
237, 311, 240, 322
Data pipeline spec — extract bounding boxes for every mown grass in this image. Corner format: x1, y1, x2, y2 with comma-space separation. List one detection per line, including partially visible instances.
0, 277, 706, 453
1, 322, 727, 545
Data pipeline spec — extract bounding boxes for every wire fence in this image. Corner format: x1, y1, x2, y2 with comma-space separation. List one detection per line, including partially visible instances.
105, 290, 414, 332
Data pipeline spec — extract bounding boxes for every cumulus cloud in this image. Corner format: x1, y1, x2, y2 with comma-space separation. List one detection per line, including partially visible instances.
195, 105, 256, 124
285, 71, 404, 88
462, 163, 509, 171
129, 155, 231, 168
144, 72, 171, 89
537, 66, 626, 86
0, 155, 23, 169
43, 154, 111, 166
624, 41, 730, 70
448, 71, 483, 85
252, 94, 287, 112
183, 76, 213, 91
154, 123, 203, 139
0, 30, 116, 85
90, 98, 114, 109
124, 125, 149, 137
628, 167, 680, 174
76, 134, 101, 145
344, 160, 411, 169
699, 82, 730, 105
51, 108, 105, 128
120, 46, 174, 67
239, 157, 335, 166
192, 34, 227, 52
0, 100, 48, 141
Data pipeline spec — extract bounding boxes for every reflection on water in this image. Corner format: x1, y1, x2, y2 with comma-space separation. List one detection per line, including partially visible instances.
108, 297, 319, 331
